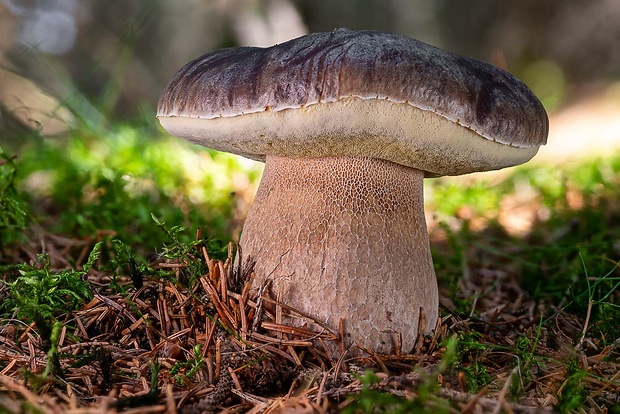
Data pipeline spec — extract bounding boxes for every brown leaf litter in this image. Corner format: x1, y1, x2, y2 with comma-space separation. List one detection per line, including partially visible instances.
1, 227, 619, 413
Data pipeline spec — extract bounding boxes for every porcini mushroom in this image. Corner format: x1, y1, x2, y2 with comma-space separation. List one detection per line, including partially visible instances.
157, 29, 548, 354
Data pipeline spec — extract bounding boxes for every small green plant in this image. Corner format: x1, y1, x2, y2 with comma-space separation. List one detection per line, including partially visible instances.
514, 318, 545, 392
99, 239, 152, 292
455, 331, 487, 354
593, 301, 620, 345
170, 344, 205, 386
554, 357, 586, 413
1, 251, 96, 322
515, 335, 533, 361
463, 361, 492, 393
0, 244, 99, 343
0, 148, 28, 247
0, 245, 99, 381
342, 370, 451, 414
343, 338, 457, 413
450, 331, 493, 393
152, 214, 229, 287
570, 257, 620, 345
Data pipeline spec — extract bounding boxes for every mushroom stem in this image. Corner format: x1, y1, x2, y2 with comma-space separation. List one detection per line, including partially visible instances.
240, 155, 438, 354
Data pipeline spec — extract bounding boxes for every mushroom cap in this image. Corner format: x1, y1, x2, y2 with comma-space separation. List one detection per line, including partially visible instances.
157, 29, 548, 176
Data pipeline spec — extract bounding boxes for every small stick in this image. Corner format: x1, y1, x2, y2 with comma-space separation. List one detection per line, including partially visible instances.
17, 322, 36, 343
231, 388, 270, 406
215, 339, 222, 382
206, 354, 214, 384
252, 281, 270, 332
261, 296, 336, 335
247, 331, 313, 347
276, 285, 284, 340
120, 317, 145, 336
0, 359, 17, 375
245, 341, 297, 364
460, 386, 488, 413
287, 346, 303, 366
469, 291, 479, 318
333, 349, 348, 379
157, 295, 170, 336
261, 322, 333, 339
239, 290, 249, 346
414, 308, 426, 354
206, 259, 217, 286
204, 316, 217, 350
492, 366, 518, 414
28, 339, 36, 372
219, 261, 228, 304
315, 371, 329, 405
338, 318, 345, 356
200, 277, 237, 330
418, 307, 426, 335
225, 242, 234, 287
58, 325, 67, 347
165, 382, 177, 414
317, 338, 334, 362
576, 299, 593, 350
373, 354, 389, 375
427, 316, 442, 353
229, 366, 243, 391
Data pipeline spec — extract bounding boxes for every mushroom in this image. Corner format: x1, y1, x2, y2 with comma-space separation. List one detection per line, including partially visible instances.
157, 29, 548, 354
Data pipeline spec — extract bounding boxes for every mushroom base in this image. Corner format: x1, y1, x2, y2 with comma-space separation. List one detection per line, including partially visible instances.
239, 156, 438, 355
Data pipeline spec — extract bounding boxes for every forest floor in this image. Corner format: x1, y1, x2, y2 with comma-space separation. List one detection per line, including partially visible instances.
1, 88, 619, 413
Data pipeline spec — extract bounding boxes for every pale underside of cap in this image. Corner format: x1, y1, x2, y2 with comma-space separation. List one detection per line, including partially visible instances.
157, 29, 548, 176
159, 97, 539, 177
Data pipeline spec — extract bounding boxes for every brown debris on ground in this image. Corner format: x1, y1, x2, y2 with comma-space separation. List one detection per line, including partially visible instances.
1, 226, 619, 413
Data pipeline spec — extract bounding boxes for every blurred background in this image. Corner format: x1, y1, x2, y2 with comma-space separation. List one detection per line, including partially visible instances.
1, 0, 619, 155
0, 0, 619, 246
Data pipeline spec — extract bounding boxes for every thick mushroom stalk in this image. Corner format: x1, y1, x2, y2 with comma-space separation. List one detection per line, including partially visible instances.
240, 155, 437, 353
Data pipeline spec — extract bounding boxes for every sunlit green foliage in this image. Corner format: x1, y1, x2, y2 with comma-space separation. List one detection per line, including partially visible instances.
13, 125, 261, 249
429, 155, 620, 340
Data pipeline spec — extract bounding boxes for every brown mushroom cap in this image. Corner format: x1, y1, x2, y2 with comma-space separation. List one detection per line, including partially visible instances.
157, 28, 548, 176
